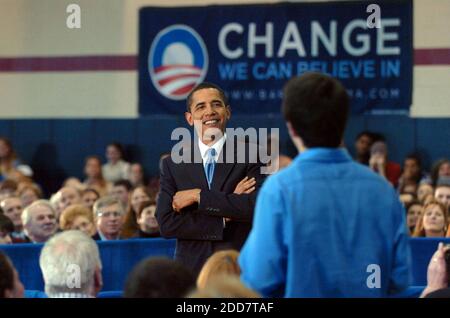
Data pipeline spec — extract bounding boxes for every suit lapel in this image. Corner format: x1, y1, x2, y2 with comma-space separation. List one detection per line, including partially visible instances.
185, 141, 209, 190
211, 140, 236, 191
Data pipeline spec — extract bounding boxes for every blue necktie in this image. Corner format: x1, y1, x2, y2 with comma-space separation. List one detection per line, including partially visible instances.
204, 148, 216, 189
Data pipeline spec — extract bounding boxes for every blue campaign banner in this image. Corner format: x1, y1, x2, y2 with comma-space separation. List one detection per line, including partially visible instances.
139, 0, 412, 116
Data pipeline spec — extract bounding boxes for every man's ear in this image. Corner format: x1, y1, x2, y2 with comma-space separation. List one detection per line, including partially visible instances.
286, 121, 297, 138
185, 112, 194, 126
226, 105, 231, 120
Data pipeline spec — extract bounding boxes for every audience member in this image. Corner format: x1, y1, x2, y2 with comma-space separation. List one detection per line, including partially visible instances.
102, 142, 130, 183
239, 72, 410, 297
135, 200, 160, 238
398, 153, 426, 193
0, 251, 24, 298
0, 213, 14, 244
92, 196, 124, 241
39, 230, 103, 298
60, 204, 96, 237
417, 181, 434, 204
0, 196, 27, 242
57, 186, 82, 216
83, 156, 111, 197
0, 137, 33, 181
405, 200, 423, 235
111, 179, 132, 211
430, 159, 450, 188
81, 188, 100, 212
0, 179, 18, 201
353, 131, 375, 165
413, 199, 448, 238
121, 186, 152, 239
188, 275, 260, 298
22, 200, 58, 243
18, 183, 42, 208
129, 163, 146, 188
434, 178, 450, 209
123, 257, 196, 298
197, 250, 240, 290
369, 139, 402, 187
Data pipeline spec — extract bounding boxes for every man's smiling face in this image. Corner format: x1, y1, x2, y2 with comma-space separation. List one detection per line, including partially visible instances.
185, 88, 231, 145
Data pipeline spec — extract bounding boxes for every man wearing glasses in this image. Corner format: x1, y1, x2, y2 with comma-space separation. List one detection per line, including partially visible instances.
92, 196, 124, 241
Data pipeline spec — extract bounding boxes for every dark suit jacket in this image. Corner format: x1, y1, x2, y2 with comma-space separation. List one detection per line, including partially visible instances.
156, 138, 266, 276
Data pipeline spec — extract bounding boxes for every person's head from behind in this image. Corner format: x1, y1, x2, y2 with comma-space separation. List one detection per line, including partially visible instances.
282, 72, 349, 152
0, 213, 14, 244
188, 275, 260, 298
124, 257, 195, 298
413, 199, 448, 238
0, 251, 24, 298
93, 196, 124, 239
136, 200, 158, 234
185, 82, 231, 145
22, 200, 57, 243
197, 250, 240, 290
39, 230, 102, 297
106, 142, 125, 164
60, 204, 96, 237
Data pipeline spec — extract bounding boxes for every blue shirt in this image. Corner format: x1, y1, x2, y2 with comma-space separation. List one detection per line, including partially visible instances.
239, 148, 411, 297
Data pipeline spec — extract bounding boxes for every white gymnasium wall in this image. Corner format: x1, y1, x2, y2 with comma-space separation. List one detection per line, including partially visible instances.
0, 0, 449, 118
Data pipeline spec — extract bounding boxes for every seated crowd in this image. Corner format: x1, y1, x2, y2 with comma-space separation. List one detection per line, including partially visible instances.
0, 133, 449, 298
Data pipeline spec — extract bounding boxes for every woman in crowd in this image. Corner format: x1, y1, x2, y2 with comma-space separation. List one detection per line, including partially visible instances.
430, 158, 450, 188
83, 156, 111, 197
59, 204, 97, 237
102, 142, 130, 183
417, 181, 434, 204
0, 137, 33, 181
81, 188, 100, 212
121, 186, 153, 238
413, 199, 448, 238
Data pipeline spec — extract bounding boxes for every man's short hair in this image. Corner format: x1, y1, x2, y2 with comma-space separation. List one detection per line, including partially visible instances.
0, 214, 14, 234
186, 82, 229, 112
282, 72, 349, 148
39, 230, 102, 296
113, 179, 133, 192
0, 251, 14, 298
124, 257, 196, 298
93, 196, 123, 218
21, 200, 55, 227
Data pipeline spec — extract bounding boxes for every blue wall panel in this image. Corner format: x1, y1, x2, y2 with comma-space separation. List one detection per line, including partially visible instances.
0, 116, 449, 196
366, 115, 416, 165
